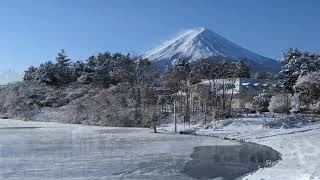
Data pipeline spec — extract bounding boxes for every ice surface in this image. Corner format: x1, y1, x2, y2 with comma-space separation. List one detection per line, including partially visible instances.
0, 119, 244, 180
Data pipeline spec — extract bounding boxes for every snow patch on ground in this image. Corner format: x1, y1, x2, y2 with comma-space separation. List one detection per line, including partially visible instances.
160, 114, 320, 180
159, 114, 320, 179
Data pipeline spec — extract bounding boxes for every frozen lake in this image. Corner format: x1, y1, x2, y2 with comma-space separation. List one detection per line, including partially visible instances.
0, 120, 280, 180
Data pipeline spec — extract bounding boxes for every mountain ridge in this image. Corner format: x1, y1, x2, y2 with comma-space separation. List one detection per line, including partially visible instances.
143, 27, 281, 73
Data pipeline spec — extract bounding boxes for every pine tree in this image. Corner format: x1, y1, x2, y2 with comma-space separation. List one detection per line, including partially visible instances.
56, 49, 70, 66
71, 60, 85, 80
136, 58, 156, 87
23, 66, 37, 81
233, 59, 250, 78
34, 61, 58, 85
252, 72, 273, 79
281, 49, 320, 93
95, 53, 111, 86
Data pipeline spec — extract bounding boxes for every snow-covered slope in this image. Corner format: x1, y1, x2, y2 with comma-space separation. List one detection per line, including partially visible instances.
143, 27, 281, 72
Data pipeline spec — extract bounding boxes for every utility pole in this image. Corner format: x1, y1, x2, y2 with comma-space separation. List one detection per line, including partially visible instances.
174, 99, 177, 133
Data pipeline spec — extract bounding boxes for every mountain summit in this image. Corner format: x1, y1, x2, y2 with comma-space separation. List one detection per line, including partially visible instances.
143, 27, 280, 72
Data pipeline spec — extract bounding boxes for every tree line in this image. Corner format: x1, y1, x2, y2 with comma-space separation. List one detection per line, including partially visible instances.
253, 49, 320, 114
19, 50, 254, 131
6, 48, 320, 131
24, 50, 153, 87
24, 50, 253, 87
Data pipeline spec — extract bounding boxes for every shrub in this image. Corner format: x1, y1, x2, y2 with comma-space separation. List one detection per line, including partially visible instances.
252, 93, 271, 112
268, 93, 291, 114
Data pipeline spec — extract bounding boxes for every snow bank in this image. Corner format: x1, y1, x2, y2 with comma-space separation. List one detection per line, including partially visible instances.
160, 114, 320, 179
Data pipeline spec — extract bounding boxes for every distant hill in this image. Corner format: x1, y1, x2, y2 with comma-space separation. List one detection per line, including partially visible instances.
143, 27, 281, 73
0, 69, 23, 85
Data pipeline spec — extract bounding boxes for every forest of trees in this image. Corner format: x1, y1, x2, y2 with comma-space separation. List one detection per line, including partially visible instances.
0, 49, 253, 130
254, 49, 320, 114
1, 48, 320, 131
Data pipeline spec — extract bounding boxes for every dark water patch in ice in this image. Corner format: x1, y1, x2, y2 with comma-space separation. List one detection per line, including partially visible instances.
183, 142, 281, 180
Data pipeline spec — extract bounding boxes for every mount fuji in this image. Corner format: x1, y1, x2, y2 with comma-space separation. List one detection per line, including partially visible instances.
143, 27, 280, 72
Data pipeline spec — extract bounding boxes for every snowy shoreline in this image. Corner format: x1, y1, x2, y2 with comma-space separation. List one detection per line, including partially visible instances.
159, 115, 320, 180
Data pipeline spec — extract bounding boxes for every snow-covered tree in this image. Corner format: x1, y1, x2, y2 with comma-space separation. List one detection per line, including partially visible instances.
84, 56, 97, 73
23, 66, 37, 81
71, 60, 85, 80
233, 59, 250, 78
294, 72, 320, 107
252, 72, 273, 79
252, 93, 271, 112
268, 93, 291, 114
189, 58, 210, 84
56, 49, 71, 66
135, 58, 157, 87
29, 50, 74, 86
77, 56, 97, 84
281, 49, 320, 93
290, 94, 301, 113
165, 58, 191, 92
189, 57, 235, 84
109, 53, 135, 85
34, 61, 60, 85
94, 52, 112, 86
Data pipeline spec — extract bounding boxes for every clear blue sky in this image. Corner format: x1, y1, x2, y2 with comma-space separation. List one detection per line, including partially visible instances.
0, 0, 319, 72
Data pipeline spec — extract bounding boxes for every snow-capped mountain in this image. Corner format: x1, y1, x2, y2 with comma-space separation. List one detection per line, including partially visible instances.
143, 27, 281, 72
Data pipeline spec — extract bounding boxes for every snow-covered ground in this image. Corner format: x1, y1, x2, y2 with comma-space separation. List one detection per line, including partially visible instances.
160, 114, 320, 180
